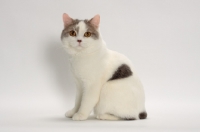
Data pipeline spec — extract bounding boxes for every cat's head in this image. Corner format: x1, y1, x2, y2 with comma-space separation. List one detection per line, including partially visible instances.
61, 13, 102, 55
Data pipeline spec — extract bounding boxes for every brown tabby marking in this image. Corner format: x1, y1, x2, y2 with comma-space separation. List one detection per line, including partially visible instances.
84, 20, 99, 39
109, 64, 133, 81
61, 19, 99, 39
61, 19, 80, 39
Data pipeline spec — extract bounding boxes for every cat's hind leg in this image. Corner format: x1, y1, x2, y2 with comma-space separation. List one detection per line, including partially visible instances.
96, 114, 121, 120
94, 77, 143, 121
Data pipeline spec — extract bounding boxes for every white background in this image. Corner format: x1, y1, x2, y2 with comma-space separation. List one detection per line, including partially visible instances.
0, 0, 200, 131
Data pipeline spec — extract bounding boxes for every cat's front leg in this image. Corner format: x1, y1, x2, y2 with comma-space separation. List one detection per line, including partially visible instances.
72, 82, 101, 121
65, 80, 82, 118
65, 109, 76, 118
65, 89, 82, 118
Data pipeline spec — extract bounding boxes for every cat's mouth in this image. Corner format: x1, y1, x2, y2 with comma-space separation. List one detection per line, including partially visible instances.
78, 42, 82, 47
76, 42, 88, 48
70, 43, 84, 50
68, 42, 87, 50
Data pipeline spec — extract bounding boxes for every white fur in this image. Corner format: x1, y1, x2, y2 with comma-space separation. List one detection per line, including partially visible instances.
62, 21, 146, 121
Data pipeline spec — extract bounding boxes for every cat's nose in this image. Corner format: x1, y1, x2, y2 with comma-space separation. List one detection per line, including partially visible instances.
77, 40, 82, 43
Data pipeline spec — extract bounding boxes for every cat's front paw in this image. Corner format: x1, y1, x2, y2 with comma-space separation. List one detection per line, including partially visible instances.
72, 113, 87, 121
65, 109, 76, 118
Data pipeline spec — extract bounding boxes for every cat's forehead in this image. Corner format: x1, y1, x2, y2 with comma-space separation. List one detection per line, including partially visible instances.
73, 20, 97, 32
76, 21, 87, 32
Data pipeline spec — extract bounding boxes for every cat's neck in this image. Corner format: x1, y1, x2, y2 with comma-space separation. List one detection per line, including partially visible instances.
68, 39, 107, 60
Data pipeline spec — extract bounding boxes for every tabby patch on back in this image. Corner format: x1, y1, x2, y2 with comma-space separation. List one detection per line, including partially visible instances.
109, 64, 133, 81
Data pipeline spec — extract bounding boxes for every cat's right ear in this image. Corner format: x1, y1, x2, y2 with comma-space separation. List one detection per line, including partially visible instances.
63, 13, 73, 27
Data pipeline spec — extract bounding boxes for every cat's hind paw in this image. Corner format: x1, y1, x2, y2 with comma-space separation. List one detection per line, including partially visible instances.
72, 113, 87, 121
96, 114, 120, 120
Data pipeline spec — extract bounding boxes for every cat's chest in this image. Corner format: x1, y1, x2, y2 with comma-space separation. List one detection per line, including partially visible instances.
70, 58, 105, 80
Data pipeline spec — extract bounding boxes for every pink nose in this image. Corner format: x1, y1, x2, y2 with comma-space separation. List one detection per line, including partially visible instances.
77, 40, 82, 43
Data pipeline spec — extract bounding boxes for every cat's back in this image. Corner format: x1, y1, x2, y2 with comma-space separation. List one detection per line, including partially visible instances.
106, 49, 133, 70
104, 49, 140, 81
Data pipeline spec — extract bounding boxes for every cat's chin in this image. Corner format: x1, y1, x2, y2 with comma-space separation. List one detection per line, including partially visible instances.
76, 46, 83, 50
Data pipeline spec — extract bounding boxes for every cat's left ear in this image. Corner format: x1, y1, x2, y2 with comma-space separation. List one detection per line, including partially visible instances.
89, 14, 100, 29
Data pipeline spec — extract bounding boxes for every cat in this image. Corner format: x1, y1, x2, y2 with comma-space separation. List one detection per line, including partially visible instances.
61, 13, 147, 121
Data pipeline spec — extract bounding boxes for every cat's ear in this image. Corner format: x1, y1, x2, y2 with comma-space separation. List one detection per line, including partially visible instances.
62, 13, 73, 27
89, 14, 100, 28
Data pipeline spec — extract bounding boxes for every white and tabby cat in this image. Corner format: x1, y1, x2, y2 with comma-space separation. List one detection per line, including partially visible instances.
61, 13, 147, 121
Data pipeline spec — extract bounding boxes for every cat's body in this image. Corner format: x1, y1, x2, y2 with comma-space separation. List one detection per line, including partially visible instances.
61, 14, 147, 121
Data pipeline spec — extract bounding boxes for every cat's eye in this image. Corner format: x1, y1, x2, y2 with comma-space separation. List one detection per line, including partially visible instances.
69, 30, 76, 37
84, 32, 91, 37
